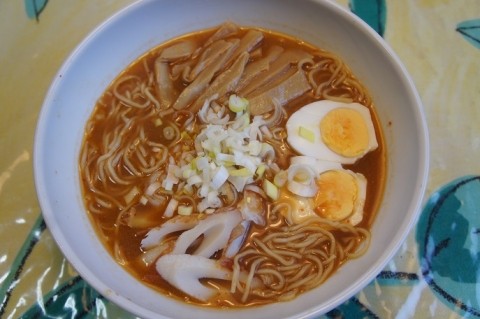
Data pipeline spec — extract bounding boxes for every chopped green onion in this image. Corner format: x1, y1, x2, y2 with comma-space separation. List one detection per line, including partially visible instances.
139, 195, 148, 206
195, 157, 209, 170
298, 126, 315, 143
182, 168, 194, 179
211, 166, 229, 189
153, 118, 163, 127
255, 164, 266, 178
235, 111, 250, 129
164, 198, 179, 218
124, 186, 140, 204
228, 94, 249, 113
248, 140, 262, 156
181, 131, 191, 140
187, 174, 202, 186
178, 205, 193, 216
145, 182, 161, 196
274, 170, 288, 187
190, 157, 198, 170
216, 153, 235, 163
229, 167, 252, 177
263, 179, 279, 200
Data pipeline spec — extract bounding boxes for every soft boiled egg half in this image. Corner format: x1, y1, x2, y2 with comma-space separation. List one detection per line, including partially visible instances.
286, 100, 378, 164
281, 156, 367, 226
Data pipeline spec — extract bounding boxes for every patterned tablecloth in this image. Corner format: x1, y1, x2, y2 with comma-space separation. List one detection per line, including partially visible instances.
1, 0, 479, 318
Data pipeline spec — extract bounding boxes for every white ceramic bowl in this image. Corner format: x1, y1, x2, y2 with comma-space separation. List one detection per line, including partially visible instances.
34, 0, 429, 318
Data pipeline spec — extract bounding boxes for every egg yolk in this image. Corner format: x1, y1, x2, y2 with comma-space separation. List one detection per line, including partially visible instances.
320, 108, 369, 157
314, 170, 357, 221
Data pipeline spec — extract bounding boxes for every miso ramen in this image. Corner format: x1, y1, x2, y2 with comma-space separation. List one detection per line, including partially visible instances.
79, 22, 386, 307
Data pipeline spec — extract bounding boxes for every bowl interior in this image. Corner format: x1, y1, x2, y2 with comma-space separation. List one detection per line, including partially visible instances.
34, 0, 429, 318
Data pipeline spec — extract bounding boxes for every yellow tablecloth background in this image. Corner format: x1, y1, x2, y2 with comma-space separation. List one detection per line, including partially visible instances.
1, 0, 479, 318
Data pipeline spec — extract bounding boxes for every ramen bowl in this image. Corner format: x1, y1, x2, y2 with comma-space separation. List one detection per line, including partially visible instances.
34, 0, 429, 318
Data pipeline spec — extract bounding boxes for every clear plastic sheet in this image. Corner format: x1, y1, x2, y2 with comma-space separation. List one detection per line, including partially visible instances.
1, 0, 479, 318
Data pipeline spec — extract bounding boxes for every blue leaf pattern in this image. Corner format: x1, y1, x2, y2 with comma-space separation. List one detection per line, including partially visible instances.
349, 0, 387, 37
24, 0, 49, 20
416, 176, 480, 317
457, 19, 480, 49
19, 276, 105, 319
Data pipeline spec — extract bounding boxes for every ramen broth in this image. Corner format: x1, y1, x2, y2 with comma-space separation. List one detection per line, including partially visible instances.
80, 23, 386, 307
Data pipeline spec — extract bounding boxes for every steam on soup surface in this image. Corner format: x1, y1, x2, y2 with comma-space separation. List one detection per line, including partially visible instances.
79, 22, 386, 307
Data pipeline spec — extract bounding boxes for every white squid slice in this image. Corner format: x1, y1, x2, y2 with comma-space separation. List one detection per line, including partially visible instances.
172, 209, 242, 257
156, 254, 231, 302
141, 215, 202, 249
223, 220, 251, 258
237, 190, 266, 226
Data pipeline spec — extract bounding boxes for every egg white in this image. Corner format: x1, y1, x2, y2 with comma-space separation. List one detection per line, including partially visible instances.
345, 171, 367, 226
286, 100, 378, 164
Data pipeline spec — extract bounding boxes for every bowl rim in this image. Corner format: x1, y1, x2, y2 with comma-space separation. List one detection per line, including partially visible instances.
33, 0, 429, 318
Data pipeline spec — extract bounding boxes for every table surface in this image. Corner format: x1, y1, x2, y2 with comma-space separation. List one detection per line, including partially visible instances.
1, 0, 479, 318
